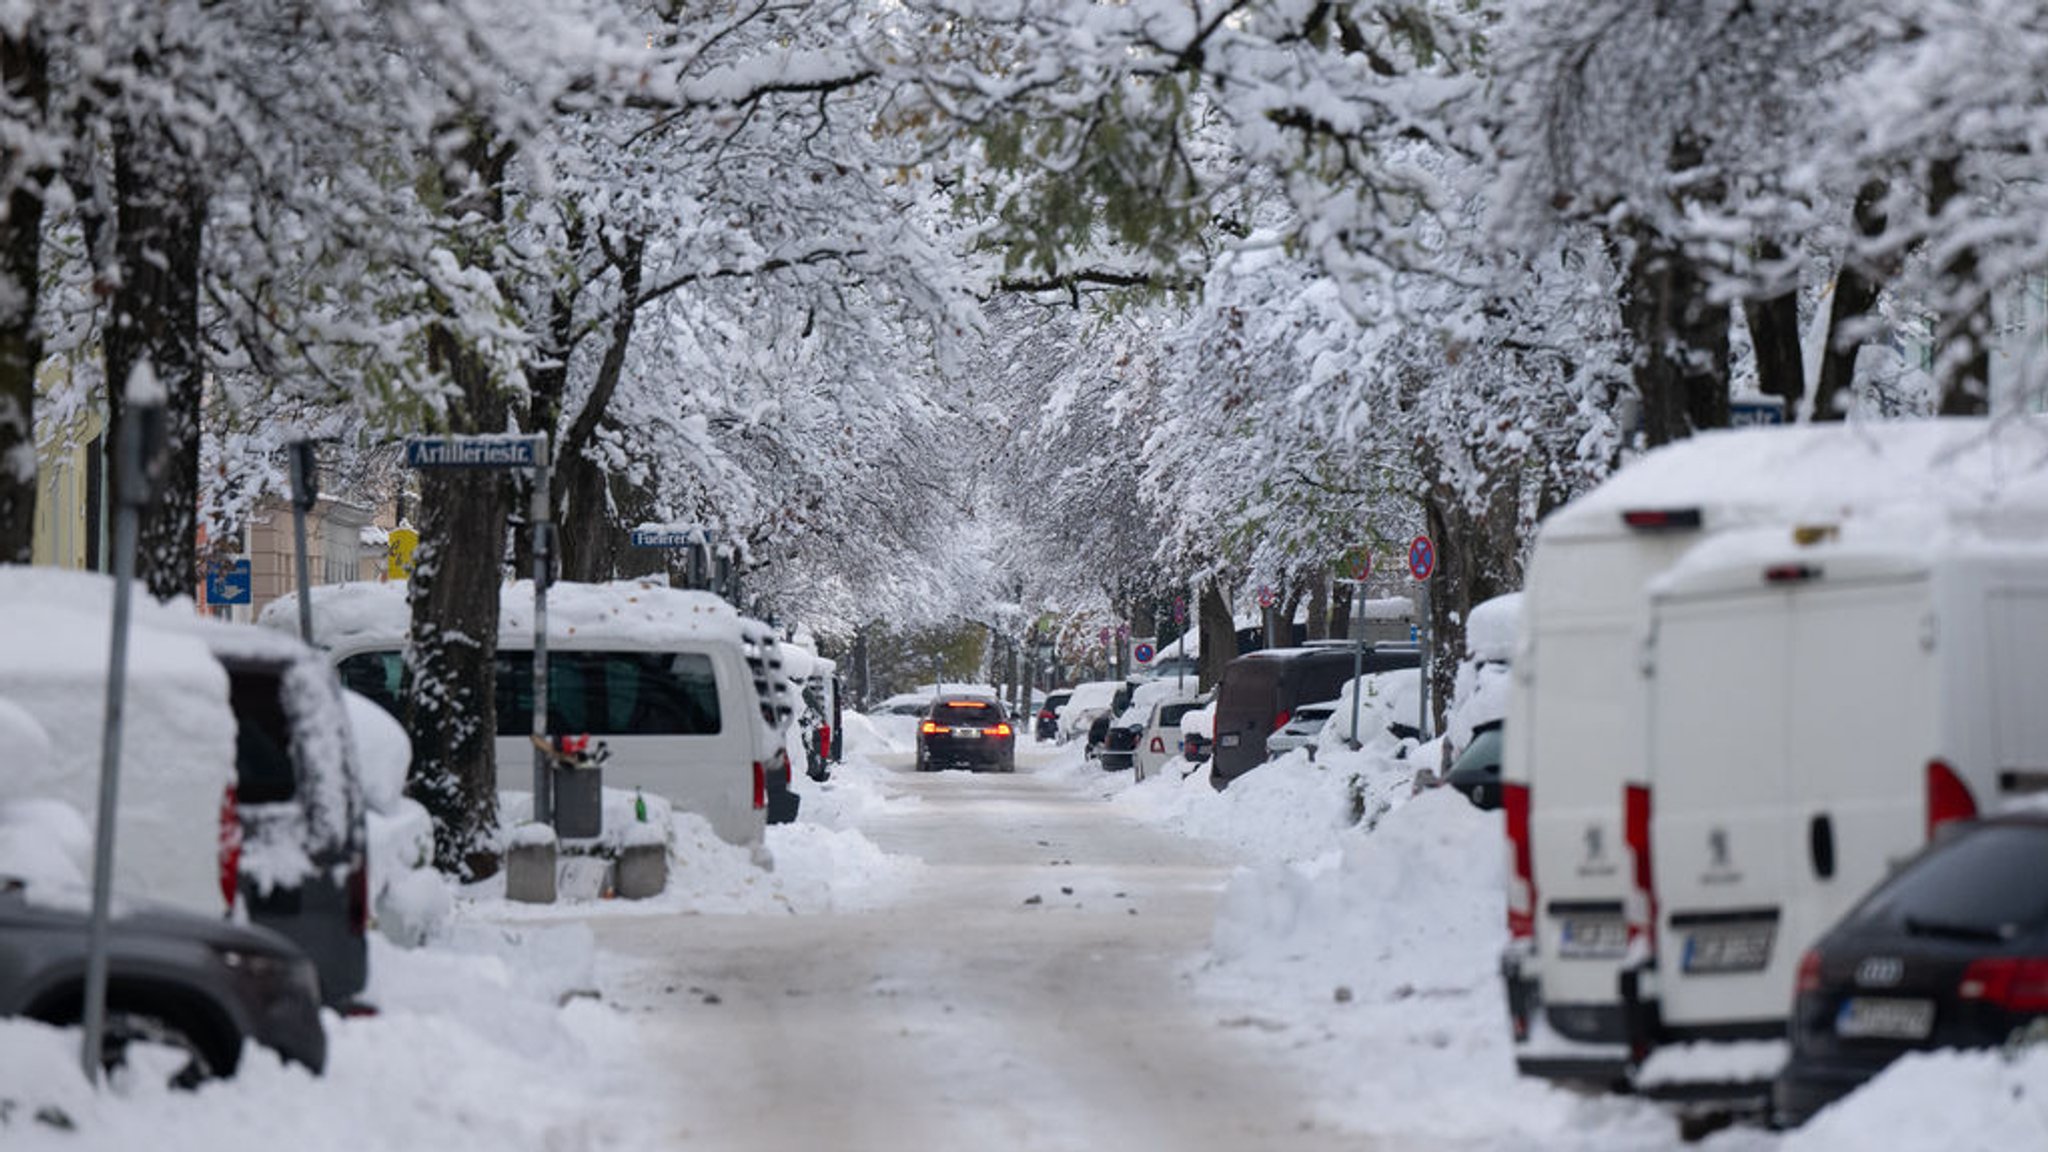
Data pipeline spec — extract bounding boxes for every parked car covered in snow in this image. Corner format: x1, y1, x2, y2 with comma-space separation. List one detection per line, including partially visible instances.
0, 567, 371, 1010
1134, 695, 1209, 782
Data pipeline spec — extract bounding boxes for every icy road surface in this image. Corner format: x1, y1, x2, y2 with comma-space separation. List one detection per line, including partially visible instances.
588, 745, 1370, 1152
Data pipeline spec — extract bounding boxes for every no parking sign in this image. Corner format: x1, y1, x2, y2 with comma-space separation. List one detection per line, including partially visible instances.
1134, 643, 1156, 665
1408, 535, 1436, 582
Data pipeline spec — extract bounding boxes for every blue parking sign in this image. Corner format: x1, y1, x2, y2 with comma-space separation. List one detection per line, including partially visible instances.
207, 559, 253, 606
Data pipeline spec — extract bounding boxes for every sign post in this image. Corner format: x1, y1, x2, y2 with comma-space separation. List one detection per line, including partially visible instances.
288, 441, 319, 644
1335, 543, 1374, 748
1173, 594, 1188, 691
1408, 535, 1437, 740
405, 434, 553, 823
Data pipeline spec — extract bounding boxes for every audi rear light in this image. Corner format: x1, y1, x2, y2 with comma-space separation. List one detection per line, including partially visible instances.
1624, 783, 1656, 950
1928, 759, 1977, 839
218, 784, 242, 912
1959, 957, 2048, 1011
1795, 948, 1824, 996
1504, 782, 1537, 941
753, 761, 767, 810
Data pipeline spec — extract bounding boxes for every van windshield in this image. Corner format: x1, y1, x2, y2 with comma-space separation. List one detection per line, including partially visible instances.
337, 649, 723, 737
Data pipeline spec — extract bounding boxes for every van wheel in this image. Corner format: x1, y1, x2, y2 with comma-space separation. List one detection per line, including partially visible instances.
105, 1010, 219, 1089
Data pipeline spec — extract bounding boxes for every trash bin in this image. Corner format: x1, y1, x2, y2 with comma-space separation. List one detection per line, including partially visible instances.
552, 764, 602, 838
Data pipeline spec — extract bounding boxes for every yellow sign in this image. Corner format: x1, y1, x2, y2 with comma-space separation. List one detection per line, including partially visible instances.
387, 526, 419, 580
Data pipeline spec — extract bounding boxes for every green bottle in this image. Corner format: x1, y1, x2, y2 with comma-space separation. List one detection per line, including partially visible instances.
634, 787, 648, 823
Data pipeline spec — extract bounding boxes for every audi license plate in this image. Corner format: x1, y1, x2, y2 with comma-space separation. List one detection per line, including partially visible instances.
1557, 917, 1628, 960
953, 727, 981, 738
1681, 923, 1776, 974
1836, 997, 1935, 1041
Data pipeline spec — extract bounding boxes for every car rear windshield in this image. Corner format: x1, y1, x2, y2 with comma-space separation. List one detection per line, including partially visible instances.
934, 701, 1004, 725
1849, 823, 2048, 938
1217, 660, 1284, 719
228, 665, 297, 804
337, 649, 723, 737
1158, 702, 1201, 727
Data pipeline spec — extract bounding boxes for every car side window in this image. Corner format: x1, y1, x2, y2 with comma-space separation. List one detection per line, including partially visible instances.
228, 666, 297, 804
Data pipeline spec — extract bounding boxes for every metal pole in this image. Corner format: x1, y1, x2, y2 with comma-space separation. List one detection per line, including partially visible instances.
82, 397, 157, 1084
531, 436, 553, 827
1350, 585, 1365, 749
289, 441, 317, 644
1418, 580, 1431, 740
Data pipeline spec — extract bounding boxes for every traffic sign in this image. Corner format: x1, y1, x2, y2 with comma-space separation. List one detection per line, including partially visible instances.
403, 434, 544, 468
1172, 596, 1187, 626
1337, 545, 1373, 583
1408, 535, 1436, 582
1257, 584, 1275, 609
1134, 642, 1156, 665
1099, 626, 1112, 647
630, 526, 709, 549
386, 526, 419, 579
206, 558, 252, 606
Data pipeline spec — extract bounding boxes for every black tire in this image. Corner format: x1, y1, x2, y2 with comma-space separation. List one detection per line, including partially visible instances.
96, 1008, 227, 1090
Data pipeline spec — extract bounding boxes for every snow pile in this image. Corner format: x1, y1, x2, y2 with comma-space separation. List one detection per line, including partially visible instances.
1110, 746, 1372, 865
1783, 1045, 2048, 1151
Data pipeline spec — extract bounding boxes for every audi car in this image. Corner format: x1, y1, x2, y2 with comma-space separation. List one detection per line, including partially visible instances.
915, 696, 1017, 773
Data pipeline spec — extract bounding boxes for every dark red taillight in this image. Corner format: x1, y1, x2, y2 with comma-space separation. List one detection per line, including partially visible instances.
218, 784, 242, 912
1928, 759, 1977, 839
347, 853, 369, 937
1038, 710, 1055, 721
818, 725, 832, 761
1764, 562, 1822, 584
1959, 957, 2048, 1011
1271, 710, 1291, 733
1795, 948, 1824, 997
1624, 783, 1655, 950
752, 762, 767, 810
1149, 736, 1166, 754
1504, 782, 1537, 941
1621, 508, 1703, 531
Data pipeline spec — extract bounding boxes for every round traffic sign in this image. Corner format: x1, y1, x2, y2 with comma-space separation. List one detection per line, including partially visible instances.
1408, 535, 1436, 581
1257, 584, 1275, 609
1099, 626, 1112, 646
1338, 545, 1372, 583
1172, 596, 1187, 626
1134, 642, 1156, 665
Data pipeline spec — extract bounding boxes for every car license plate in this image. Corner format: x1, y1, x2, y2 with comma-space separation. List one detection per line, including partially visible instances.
1835, 996, 1936, 1040
1219, 733, 1241, 747
1557, 916, 1628, 959
1681, 923, 1776, 974
954, 727, 981, 738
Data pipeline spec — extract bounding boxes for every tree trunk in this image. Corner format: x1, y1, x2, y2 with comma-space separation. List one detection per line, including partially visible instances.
1423, 469, 1525, 736
1623, 225, 1731, 447
0, 24, 49, 564
1305, 574, 1329, 642
1812, 181, 1894, 422
557, 237, 644, 583
403, 128, 515, 879
104, 111, 207, 602
1928, 159, 1990, 416
1327, 579, 1354, 643
1197, 579, 1237, 692
1743, 241, 1804, 413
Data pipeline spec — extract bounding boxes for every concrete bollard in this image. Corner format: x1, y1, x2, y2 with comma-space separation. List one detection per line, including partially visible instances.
615, 841, 668, 899
505, 825, 558, 904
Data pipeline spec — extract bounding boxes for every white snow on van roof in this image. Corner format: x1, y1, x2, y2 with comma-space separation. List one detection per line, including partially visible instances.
1545, 417, 2048, 541
264, 579, 756, 650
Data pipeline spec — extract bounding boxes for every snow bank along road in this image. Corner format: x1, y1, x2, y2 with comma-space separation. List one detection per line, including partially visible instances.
588, 745, 1374, 1152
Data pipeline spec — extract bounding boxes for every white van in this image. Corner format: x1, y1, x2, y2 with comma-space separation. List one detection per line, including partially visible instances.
1630, 505, 2048, 1092
1500, 417, 2030, 1084
272, 580, 785, 852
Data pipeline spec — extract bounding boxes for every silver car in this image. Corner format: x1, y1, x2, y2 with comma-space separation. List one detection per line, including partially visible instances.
1264, 701, 1338, 760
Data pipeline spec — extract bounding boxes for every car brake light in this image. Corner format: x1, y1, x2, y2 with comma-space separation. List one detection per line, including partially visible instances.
819, 725, 832, 761
1271, 710, 1291, 733
1795, 948, 1823, 996
1504, 782, 1537, 941
1959, 957, 2048, 1011
1764, 563, 1821, 584
218, 784, 241, 912
920, 720, 940, 735
1038, 710, 1054, 720
1150, 736, 1165, 754
347, 853, 370, 937
1928, 759, 1977, 839
991, 722, 1012, 737
1621, 508, 1703, 531
753, 762, 767, 810
1624, 783, 1655, 950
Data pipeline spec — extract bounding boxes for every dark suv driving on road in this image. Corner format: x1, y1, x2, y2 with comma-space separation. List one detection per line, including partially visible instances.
916, 696, 1017, 773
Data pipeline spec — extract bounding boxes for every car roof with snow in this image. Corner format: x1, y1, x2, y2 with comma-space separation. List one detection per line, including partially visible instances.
263, 578, 759, 651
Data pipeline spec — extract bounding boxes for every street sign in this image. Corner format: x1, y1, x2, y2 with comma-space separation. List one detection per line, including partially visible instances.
386, 526, 419, 580
1408, 535, 1436, 582
630, 527, 708, 549
205, 559, 252, 605
1115, 622, 1130, 640
1134, 642, 1156, 665
1730, 396, 1787, 427
1172, 595, 1187, 626
1257, 584, 1275, 608
1099, 626, 1112, 647
403, 435, 544, 468
1337, 544, 1373, 583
